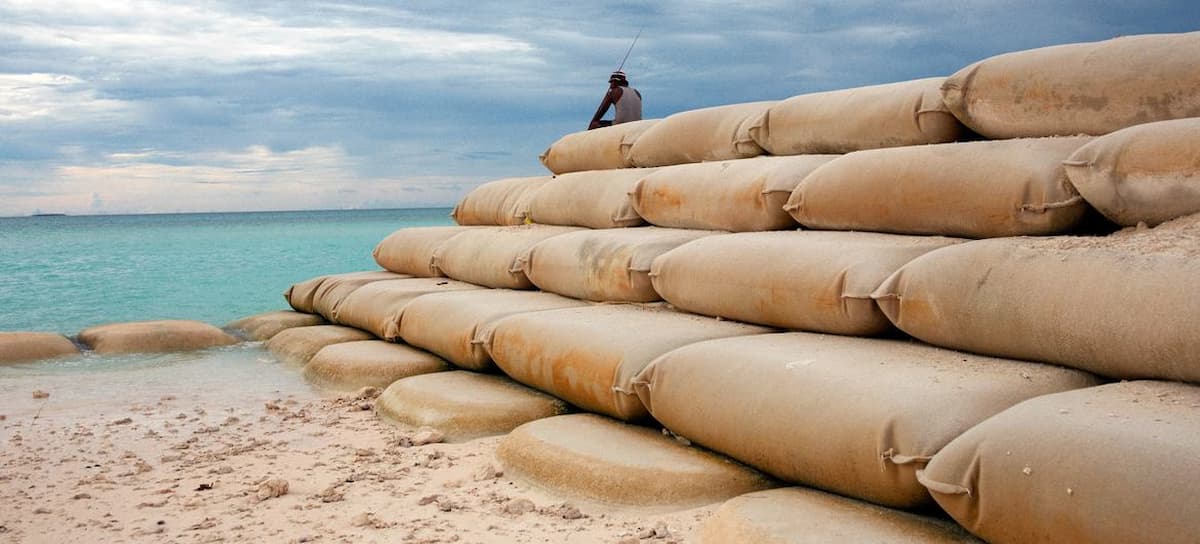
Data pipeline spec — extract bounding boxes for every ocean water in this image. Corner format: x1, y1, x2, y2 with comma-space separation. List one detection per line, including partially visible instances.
0, 208, 454, 334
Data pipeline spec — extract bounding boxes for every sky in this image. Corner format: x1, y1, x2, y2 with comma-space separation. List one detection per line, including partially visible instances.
0, 1, 1196, 216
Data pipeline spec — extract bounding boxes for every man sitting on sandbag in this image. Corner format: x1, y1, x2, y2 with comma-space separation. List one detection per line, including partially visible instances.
588, 71, 642, 130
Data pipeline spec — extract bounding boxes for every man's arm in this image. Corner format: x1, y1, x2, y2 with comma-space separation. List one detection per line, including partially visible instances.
588, 87, 622, 130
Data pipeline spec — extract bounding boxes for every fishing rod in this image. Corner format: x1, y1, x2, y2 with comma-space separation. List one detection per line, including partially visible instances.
614, 25, 645, 73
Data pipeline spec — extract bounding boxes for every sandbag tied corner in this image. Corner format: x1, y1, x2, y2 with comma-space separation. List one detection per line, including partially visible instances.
633, 332, 1100, 509
749, 76, 965, 156
539, 119, 660, 175
450, 175, 553, 226
873, 213, 1200, 384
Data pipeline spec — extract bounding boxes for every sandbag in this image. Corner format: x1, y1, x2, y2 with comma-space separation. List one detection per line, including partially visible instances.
919, 381, 1200, 544
450, 176, 552, 226
539, 119, 660, 174
635, 332, 1098, 509
942, 32, 1200, 138
432, 224, 583, 289
328, 278, 484, 340
628, 101, 776, 167
375, 371, 570, 440
225, 310, 325, 341
302, 340, 449, 391
748, 77, 963, 156
1063, 117, 1200, 227
78, 320, 239, 354
372, 226, 478, 277
285, 270, 407, 315
786, 137, 1093, 238
874, 214, 1200, 382
265, 325, 374, 365
488, 304, 771, 421
650, 231, 963, 335
525, 168, 655, 229
630, 155, 838, 232
522, 227, 717, 302
497, 414, 774, 507
0, 332, 80, 363
699, 487, 981, 544
396, 289, 589, 371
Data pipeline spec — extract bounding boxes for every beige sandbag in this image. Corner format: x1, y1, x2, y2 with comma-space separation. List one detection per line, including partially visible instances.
489, 304, 771, 421
396, 289, 589, 371
630, 155, 838, 232
0, 332, 80, 363
942, 32, 1200, 138
225, 310, 325, 341
628, 101, 775, 167
874, 214, 1200, 382
432, 224, 583, 289
78, 320, 238, 354
749, 77, 963, 156
450, 176, 553, 226
700, 487, 981, 544
539, 119, 660, 174
650, 231, 963, 335
525, 168, 655, 229
1063, 118, 1200, 227
285, 270, 407, 315
265, 325, 374, 365
634, 332, 1099, 509
376, 371, 570, 440
328, 278, 484, 340
372, 226, 478, 276
919, 381, 1200, 544
497, 414, 774, 507
786, 137, 1093, 238
302, 340, 449, 391
522, 227, 718, 302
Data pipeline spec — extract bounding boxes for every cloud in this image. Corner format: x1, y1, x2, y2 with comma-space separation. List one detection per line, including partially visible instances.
0, 0, 1195, 216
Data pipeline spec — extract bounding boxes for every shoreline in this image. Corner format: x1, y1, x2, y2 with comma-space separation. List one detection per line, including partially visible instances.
0, 346, 706, 543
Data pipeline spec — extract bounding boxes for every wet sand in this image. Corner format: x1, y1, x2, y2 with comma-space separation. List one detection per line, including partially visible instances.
0, 345, 709, 543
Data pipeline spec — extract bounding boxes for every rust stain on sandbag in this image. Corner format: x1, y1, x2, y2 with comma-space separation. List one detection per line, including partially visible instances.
651, 186, 684, 208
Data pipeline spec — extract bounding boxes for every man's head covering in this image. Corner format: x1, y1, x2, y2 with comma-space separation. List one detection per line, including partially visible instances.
609, 71, 628, 84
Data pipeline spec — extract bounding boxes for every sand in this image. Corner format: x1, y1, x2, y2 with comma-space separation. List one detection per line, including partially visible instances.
0, 347, 713, 543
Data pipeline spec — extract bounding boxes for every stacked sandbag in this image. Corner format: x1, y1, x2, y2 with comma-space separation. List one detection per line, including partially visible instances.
450, 176, 552, 226
748, 77, 963, 156
497, 414, 775, 507
522, 227, 718, 302
785, 137, 1094, 238
265, 325, 374, 365
919, 381, 1200, 544
327, 278, 484, 340
650, 231, 963, 335
432, 224, 583, 288
539, 119, 659, 174
874, 214, 1200, 382
302, 340, 450, 391
1063, 117, 1200, 227
489, 304, 771, 421
376, 371, 570, 440
225, 310, 325, 341
700, 488, 981, 544
396, 289, 589, 371
285, 270, 407, 315
942, 32, 1200, 138
78, 320, 239, 354
634, 333, 1099, 509
372, 226, 478, 276
628, 101, 776, 167
525, 168, 655, 229
629, 155, 838, 232
0, 332, 80, 363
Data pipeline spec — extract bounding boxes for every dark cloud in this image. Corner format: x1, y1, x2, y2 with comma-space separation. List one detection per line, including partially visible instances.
0, 0, 1196, 215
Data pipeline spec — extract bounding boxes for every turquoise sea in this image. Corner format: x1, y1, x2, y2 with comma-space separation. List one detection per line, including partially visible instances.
0, 208, 454, 334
